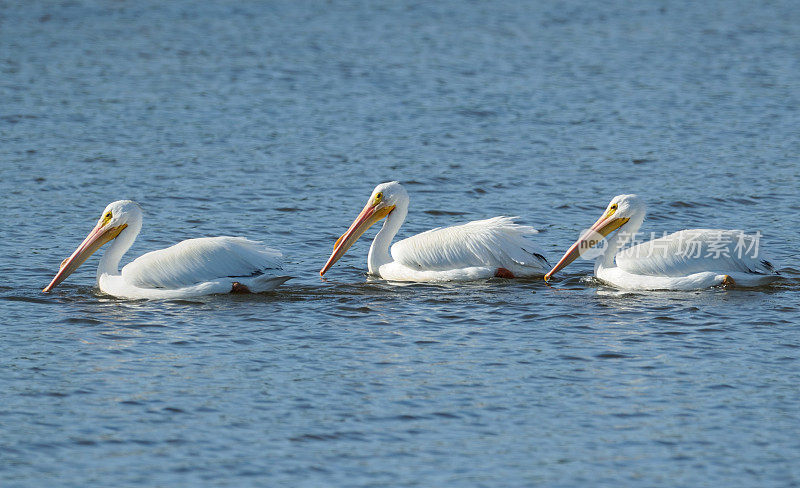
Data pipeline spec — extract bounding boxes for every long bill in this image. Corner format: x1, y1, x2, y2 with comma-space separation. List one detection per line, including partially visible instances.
543, 214, 629, 282
43, 222, 127, 292
320, 203, 394, 276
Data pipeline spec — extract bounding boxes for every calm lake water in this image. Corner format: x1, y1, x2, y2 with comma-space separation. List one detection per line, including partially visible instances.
2, 1, 800, 486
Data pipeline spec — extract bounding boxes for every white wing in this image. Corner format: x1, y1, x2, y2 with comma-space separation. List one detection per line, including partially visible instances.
616, 229, 777, 277
121, 237, 283, 289
391, 217, 548, 271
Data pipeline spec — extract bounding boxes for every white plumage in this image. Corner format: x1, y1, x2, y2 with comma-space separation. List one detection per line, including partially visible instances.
392, 217, 546, 272
320, 182, 549, 281
44, 201, 290, 299
545, 194, 780, 290
616, 229, 775, 277
122, 237, 282, 289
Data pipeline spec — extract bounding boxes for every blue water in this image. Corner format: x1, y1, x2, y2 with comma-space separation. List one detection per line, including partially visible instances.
2, 1, 800, 486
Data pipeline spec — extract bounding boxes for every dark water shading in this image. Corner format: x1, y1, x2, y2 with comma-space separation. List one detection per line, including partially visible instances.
2, 0, 800, 487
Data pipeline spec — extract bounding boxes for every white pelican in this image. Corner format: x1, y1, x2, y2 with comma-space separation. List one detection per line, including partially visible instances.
43, 200, 290, 299
319, 181, 549, 281
544, 194, 780, 290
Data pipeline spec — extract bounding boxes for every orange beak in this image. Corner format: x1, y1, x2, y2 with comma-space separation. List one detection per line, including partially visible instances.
320, 203, 395, 276
43, 222, 127, 292
544, 213, 629, 282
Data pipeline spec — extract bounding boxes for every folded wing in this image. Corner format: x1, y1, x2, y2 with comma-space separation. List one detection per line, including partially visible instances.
616, 229, 776, 277
121, 237, 283, 289
391, 217, 548, 271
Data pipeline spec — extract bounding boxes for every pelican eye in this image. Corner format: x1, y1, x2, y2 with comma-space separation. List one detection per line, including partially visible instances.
374, 192, 383, 205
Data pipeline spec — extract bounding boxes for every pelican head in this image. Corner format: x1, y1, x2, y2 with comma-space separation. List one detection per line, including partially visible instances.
320, 181, 407, 276
544, 194, 645, 281
43, 200, 142, 292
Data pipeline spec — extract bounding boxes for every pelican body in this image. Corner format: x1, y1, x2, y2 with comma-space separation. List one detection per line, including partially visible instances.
320, 181, 549, 281
43, 201, 290, 299
544, 194, 780, 290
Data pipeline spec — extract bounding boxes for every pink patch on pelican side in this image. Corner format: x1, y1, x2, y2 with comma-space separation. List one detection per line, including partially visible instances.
495, 268, 515, 279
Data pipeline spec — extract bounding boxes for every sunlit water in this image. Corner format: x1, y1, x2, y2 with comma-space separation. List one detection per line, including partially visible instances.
2, 1, 799, 486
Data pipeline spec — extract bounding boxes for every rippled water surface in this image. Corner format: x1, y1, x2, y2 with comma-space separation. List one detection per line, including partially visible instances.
2, 1, 800, 486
